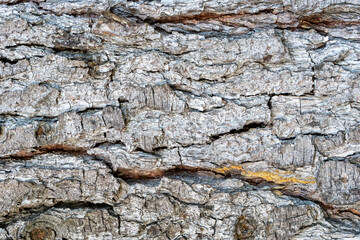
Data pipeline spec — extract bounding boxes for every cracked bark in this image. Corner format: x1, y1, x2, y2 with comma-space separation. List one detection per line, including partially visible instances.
0, 0, 360, 239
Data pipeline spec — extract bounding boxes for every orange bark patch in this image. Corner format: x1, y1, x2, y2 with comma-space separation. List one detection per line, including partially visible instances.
1, 144, 89, 160
349, 208, 360, 217
116, 165, 207, 180
214, 165, 316, 184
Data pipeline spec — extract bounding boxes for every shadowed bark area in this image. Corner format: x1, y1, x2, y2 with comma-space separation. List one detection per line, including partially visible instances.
0, 0, 360, 239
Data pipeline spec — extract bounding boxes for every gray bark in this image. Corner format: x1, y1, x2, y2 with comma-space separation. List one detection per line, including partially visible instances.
0, 0, 360, 239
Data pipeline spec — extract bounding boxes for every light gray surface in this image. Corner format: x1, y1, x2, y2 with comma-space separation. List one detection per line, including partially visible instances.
0, 0, 359, 239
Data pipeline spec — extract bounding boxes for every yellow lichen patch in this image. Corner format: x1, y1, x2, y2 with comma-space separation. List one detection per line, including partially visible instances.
274, 169, 293, 174
215, 165, 244, 174
214, 166, 316, 184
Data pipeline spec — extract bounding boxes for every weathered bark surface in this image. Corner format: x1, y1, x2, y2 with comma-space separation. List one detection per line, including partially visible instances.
0, 0, 360, 239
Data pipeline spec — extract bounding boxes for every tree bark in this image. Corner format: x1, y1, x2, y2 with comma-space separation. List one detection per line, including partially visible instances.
0, 0, 359, 239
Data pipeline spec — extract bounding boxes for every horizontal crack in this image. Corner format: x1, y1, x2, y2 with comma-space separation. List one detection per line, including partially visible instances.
210, 122, 268, 141
0, 144, 90, 160
116, 165, 207, 181
0, 57, 20, 65
110, 6, 360, 32
114, 163, 315, 186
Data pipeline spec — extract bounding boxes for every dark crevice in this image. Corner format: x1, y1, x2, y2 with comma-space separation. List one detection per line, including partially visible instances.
76, 106, 116, 115
115, 165, 205, 181
154, 24, 251, 38
335, 209, 360, 218
210, 122, 268, 141
130, 147, 162, 157
51, 201, 115, 214
111, 164, 360, 221
267, 94, 274, 126
8, 43, 51, 51
9, 43, 95, 60
281, 188, 334, 211
152, 146, 168, 152
166, 193, 211, 209
50, 45, 88, 55
0, 57, 20, 65
92, 140, 125, 149
187, 104, 225, 113
277, 130, 344, 141
90, 155, 116, 175
169, 84, 201, 97
324, 153, 360, 165
118, 98, 129, 104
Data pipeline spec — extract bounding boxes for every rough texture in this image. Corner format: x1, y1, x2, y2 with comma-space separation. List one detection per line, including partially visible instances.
0, 0, 360, 239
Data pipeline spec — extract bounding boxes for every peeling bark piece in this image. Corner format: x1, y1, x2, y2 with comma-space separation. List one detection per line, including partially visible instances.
56, 81, 111, 115
314, 124, 360, 158
204, 68, 313, 98
0, 53, 89, 85
282, 0, 360, 16
0, 55, 111, 117
0, 84, 59, 117
161, 101, 270, 147
174, 91, 226, 112
314, 61, 360, 102
178, 128, 316, 171
0, 154, 122, 223
0, 4, 100, 50
38, 107, 125, 148
0, 59, 30, 80
102, 106, 125, 130
0, 122, 38, 157
0, 106, 125, 157
88, 144, 181, 176
121, 100, 270, 152
327, 26, 360, 40
6, 208, 121, 240
109, 83, 186, 113
276, 135, 315, 168
271, 96, 360, 139
240, 204, 322, 239
158, 177, 213, 205
317, 160, 360, 206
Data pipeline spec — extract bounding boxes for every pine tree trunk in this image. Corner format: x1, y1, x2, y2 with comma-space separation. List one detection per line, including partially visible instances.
0, 0, 359, 239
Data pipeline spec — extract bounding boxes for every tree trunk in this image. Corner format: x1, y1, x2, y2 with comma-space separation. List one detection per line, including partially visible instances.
0, 0, 359, 239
